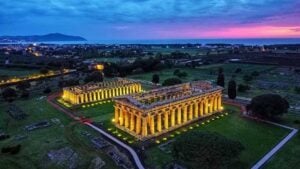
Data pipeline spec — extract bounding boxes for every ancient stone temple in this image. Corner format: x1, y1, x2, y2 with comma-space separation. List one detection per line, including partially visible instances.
62, 78, 142, 105
113, 81, 223, 140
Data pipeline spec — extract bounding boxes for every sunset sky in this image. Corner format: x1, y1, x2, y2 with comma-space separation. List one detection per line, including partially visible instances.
0, 0, 300, 40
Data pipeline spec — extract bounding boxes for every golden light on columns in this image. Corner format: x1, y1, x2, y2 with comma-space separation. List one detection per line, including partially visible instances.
113, 81, 223, 141
61, 78, 142, 105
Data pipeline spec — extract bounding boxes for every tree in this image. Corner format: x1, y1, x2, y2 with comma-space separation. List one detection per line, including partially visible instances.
238, 84, 251, 93
162, 78, 182, 86
235, 68, 242, 73
172, 131, 244, 169
248, 94, 289, 118
16, 81, 31, 91
243, 74, 253, 83
2, 88, 17, 102
251, 71, 260, 77
84, 71, 104, 83
177, 71, 188, 78
43, 87, 52, 94
40, 68, 49, 74
152, 74, 160, 84
20, 90, 29, 98
173, 69, 181, 76
294, 86, 300, 94
228, 79, 237, 99
216, 67, 225, 87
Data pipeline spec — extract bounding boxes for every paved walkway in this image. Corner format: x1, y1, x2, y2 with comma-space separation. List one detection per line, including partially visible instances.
226, 96, 299, 169
47, 93, 145, 169
85, 122, 145, 169
250, 118, 298, 169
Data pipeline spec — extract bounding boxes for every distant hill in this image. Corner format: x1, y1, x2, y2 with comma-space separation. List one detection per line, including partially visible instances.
0, 33, 87, 42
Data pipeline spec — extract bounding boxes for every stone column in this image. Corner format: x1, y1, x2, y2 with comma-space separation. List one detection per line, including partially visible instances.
164, 110, 169, 129
171, 108, 175, 127
177, 106, 182, 124
93, 92, 97, 101
119, 106, 124, 126
205, 98, 208, 114
183, 104, 188, 122
157, 113, 162, 132
218, 95, 222, 110
194, 101, 199, 118
130, 111, 135, 131
116, 88, 119, 96
114, 106, 119, 124
142, 117, 148, 137
136, 113, 141, 134
84, 94, 88, 103
209, 98, 213, 113
124, 110, 129, 128
97, 91, 100, 100
189, 103, 193, 120
199, 101, 203, 116
101, 90, 104, 99
150, 115, 155, 134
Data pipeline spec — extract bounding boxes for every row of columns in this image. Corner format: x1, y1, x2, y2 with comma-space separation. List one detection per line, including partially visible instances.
114, 94, 222, 138
63, 83, 142, 105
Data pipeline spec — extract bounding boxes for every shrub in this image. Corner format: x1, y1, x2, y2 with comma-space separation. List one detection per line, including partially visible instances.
238, 84, 251, 92
1, 144, 21, 154
43, 87, 52, 94
248, 94, 289, 118
162, 78, 182, 86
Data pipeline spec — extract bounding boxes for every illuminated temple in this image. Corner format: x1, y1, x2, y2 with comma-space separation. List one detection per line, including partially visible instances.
113, 81, 223, 140
62, 78, 142, 105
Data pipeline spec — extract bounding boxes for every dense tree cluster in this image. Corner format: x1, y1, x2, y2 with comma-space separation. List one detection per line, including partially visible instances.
172, 131, 244, 169
152, 74, 160, 84
1, 144, 21, 155
1, 88, 17, 102
162, 78, 182, 86
103, 57, 167, 77
238, 84, 251, 93
84, 71, 104, 83
173, 69, 188, 78
247, 94, 289, 118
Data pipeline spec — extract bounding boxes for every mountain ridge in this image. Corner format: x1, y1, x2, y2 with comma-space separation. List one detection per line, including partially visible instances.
0, 33, 87, 42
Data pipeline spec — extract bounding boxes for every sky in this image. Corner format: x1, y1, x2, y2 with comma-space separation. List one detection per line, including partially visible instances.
0, 0, 300, 40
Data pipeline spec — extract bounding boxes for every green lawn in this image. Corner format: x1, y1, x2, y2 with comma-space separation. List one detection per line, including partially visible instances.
0, 68, 38, 78
75, 100, 138, 143
76, 101, 292, 169
0, 97, 118, 169
144, 105, 289, 169
128, 63, 275, 85
263, 112, 300, 169
264, 133, 300, 169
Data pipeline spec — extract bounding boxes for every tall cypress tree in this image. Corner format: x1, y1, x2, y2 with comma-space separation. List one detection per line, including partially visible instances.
228, 79, 237, 99
217, 67, 225, 87
217, 73, 225, 87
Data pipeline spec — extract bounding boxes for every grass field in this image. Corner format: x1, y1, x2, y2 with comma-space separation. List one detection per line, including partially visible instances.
75, 100, 138, 143
0, 97, 118, 169
144, 105, 289, 169
0, 68, 38, 77
75, 101, 291, 169
263, 112, 300, 169
129, 63, 275, 84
